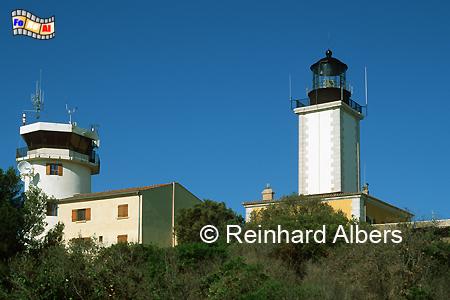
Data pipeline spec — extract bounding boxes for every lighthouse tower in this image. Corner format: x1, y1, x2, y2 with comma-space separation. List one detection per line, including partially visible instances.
293, 50, 363, 195
244, 51, 412, 224
16, 122, 100, 199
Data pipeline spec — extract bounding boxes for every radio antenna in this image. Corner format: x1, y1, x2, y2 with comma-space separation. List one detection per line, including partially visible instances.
30, 70, 44, 119
289, 74, 292, 101
364, 66, 369, 116
66, 104, 77, 125
363, 162, 366, 186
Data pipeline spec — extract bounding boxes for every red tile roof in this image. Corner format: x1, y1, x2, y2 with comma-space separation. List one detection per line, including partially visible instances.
242, 192, 413, 216
60, 183, 173, 202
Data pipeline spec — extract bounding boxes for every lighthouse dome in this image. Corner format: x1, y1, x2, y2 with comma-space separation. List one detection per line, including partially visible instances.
310, 49, 348, 76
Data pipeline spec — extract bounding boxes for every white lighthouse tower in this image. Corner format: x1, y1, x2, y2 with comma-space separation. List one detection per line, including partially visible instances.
293, 50, 363, 195
244, 51, 413, 224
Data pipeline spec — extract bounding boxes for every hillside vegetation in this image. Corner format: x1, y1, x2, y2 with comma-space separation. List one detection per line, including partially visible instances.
1, 167, 449, 299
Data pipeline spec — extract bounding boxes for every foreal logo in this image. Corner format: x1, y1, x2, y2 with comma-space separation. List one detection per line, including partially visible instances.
11, 9, 55, 40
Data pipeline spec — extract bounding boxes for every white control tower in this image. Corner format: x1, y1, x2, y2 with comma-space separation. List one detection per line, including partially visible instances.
16, 78, 100, 233
16, 122, 100, 199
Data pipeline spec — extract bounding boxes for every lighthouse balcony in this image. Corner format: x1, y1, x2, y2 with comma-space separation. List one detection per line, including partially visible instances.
16, 147, 100, 174
291, 97, 363, 114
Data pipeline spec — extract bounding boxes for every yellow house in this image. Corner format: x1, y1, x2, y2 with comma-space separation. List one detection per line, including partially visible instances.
243, 186, 413, 224
58, 182, 201, 247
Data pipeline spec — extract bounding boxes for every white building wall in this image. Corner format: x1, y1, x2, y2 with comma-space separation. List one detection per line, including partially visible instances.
58, 195, 141, 246
25, 159, 91, 199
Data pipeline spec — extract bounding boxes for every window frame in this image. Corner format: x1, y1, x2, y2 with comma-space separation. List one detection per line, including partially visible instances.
72, 208, 91, 222
117, 234, 128, 243
46, 163, 63, 176
117, 204, 129, 219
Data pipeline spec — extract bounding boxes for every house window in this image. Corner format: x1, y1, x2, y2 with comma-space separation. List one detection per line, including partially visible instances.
70, 237, 91, 243
117, 235, 128, 243
46, 202, 58, 216
118, 204, 128, 218
77, 209, 86, 221
46, 163, 63, 176
99, 236, 103, 243
72, 208, 91, 222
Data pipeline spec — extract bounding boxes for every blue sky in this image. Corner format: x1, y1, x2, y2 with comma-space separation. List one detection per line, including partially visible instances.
1, 0, 449, 219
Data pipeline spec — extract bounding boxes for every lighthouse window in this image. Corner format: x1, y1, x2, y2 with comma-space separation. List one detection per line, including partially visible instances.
46, 163, 63, 176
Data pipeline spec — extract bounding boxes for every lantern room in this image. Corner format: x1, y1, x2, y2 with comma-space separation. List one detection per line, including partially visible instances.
308, 49, 351, 105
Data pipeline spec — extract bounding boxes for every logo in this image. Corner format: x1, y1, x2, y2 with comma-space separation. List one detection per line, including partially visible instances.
199, 224, 403, 244
199, 225, 219, 243
11, 9, 55, 40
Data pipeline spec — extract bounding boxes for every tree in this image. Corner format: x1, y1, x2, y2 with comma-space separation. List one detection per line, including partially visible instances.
20, 186, 50, 248
0, 167, 21, 205
0, 167, 23, 263
175, 200, 244, 244
0, 167, 60, 260
246, 195, 352, 274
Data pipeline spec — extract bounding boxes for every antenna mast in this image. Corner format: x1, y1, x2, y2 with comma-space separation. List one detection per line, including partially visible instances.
66, 104, 78, 125
289, 73, 292, 101
364, 66, 368, 116
30, 70, 44, 119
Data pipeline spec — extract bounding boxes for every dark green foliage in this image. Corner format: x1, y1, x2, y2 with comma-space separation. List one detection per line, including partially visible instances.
0, 170, 448, 299
0, 168, 59, 262
175, 199, 244, 244
247, 195, 351, 274
21, 185, 49, 249
0, 167, 23, 263
174, 242, 228, 269
42, 222, 65, 248
203, 257, 275, 299
301, 227, 450, 299
0, 167, 22, 205
91, 243, 167, 298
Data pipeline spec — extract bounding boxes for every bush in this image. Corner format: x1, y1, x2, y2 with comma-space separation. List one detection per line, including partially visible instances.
0, 191, 448, 299
247, 195, 352, 274
175, 200, 244, 244
203, 257, 280, 299
302, 226, 450, 300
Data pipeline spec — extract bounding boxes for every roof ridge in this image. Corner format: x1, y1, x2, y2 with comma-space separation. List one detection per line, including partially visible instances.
62, 182, 173, 200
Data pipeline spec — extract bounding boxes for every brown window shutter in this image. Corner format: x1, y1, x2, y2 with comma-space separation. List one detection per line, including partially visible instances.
86, 208, 91, 221
117, 235, 127, 243
46, 164, 51, 175
72, 210, 77, 222
58, 164, 63, 176
118, 204, 128, 218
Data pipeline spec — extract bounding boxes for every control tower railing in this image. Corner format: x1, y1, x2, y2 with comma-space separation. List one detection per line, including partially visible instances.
16, 147, 100, 175
16, 147, 100, 165
16, 146, 28, 159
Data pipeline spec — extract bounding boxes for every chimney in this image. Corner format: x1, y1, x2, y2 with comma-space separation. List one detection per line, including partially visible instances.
262, 184, 275, 201
362, 183, 369, 195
